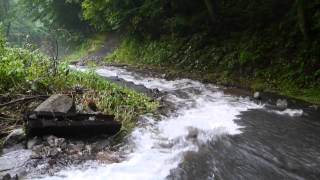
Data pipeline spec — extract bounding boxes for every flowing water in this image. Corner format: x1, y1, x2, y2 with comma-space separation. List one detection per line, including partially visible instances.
27, 66, 320, 179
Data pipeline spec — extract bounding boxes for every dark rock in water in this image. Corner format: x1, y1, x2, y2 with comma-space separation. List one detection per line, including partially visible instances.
1, 174, 18, 180
186, 127, 198, 140
34, 94, 74, 113
46, 135, 66, 148
24, 112, 121, 137
3, 129, 25, 149
253, 91, 261, 99
276, 99, 288, 109
2, 174, 11, 180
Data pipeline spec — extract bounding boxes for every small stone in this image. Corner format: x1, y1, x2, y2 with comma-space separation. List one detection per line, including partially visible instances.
253, 92, 261, 99
85, 145, 92, 154
27, 137, 40, 149
91, 139, 111, 152
55, 138, 66, 148
276, 99, 288, 109
186, 127, 198, 140
46, 135, 58, 147
48, 159, 56, 166
48, 148, 59, 157
96, 151, 119, 163
67, 142, 84, 153
30, 152, 42, 159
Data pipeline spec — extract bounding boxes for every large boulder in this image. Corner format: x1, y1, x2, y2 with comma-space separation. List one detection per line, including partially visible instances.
34, 94, 74, 113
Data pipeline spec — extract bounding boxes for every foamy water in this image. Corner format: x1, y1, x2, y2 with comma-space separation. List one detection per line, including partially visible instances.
270, 108, 304, 117
35, 66, 263, 180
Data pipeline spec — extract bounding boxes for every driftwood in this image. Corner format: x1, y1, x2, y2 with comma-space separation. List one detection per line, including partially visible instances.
0, 95, 49, 108
24, 111, 121, 137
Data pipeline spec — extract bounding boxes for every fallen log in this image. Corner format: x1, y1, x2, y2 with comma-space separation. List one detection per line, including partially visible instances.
24, 111, 121, 137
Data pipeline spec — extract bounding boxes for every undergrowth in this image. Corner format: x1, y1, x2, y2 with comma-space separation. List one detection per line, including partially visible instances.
106, 33, 320, 104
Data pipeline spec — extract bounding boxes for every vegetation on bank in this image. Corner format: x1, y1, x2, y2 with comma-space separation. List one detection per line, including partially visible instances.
105, 35, 320, 104
0, 35, 158, 144
62, 33, 106, 63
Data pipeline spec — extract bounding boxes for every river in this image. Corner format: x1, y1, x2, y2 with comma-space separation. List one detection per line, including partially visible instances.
32, 66, 320, 180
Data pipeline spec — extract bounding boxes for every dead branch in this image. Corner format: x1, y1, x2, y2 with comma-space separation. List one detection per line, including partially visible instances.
0, 95, 49, 108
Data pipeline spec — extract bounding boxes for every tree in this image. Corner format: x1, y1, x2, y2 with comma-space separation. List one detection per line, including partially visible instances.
296, 0, 310, 42
0, 0, 12, 37
20, 0, 90, 33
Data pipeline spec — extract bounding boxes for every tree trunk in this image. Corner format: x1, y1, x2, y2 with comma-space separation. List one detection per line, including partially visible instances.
203, 0, 216, 24
296, 0, 310, 43
5, 22, 10, 37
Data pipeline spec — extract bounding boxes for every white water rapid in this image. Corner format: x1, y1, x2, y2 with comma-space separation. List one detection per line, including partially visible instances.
36, 66, 264, 180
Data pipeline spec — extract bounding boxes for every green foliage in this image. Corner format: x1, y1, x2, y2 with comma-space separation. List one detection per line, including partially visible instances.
0, 36, 158, 133
106, 30, 320, 104
0, 41, 50, 93
20, 0, 89, 32
63, 33, 106, 62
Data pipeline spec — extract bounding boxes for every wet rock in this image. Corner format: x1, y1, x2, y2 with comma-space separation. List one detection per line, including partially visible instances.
1, 174, 18, 180
27, 137, 40, 149
85, 145, 92, 153
3, 128, 25, 148
310, 105, 319, 110
91, 139, 111, 153
67, 142, 84, 154
35, 94, 74, 113
46, 135, 66, 148
96, 151, 120, 163
253, 91, 261, 99
276, 99, 288, 109
46, 135, 57, 147
186, 127, 198, 140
